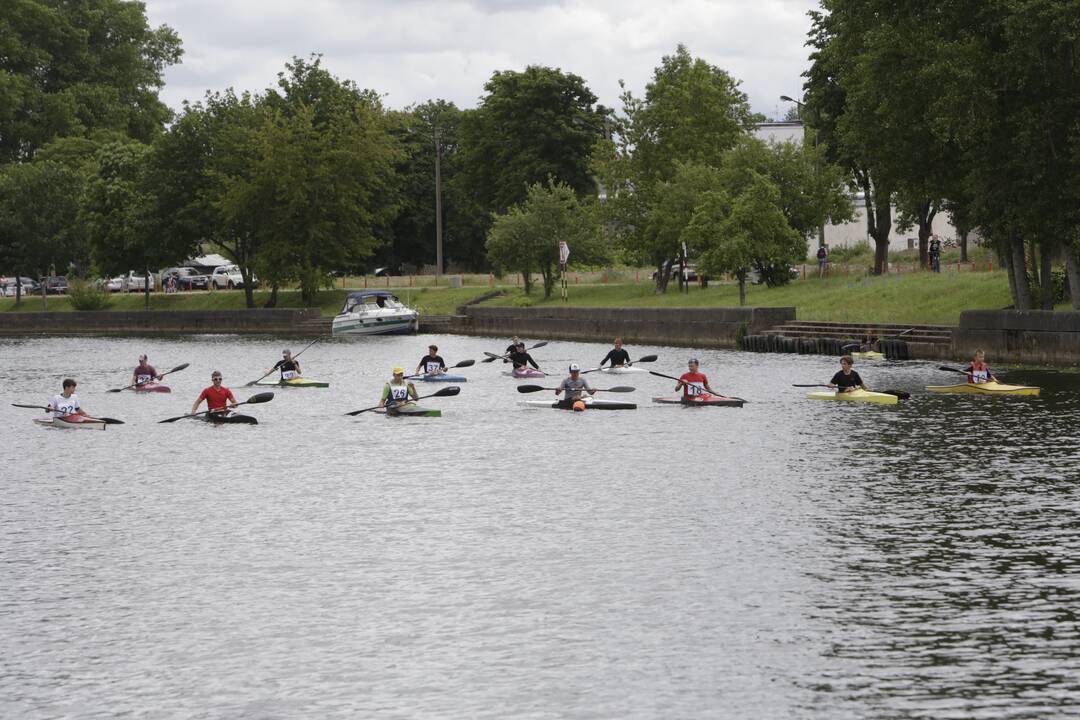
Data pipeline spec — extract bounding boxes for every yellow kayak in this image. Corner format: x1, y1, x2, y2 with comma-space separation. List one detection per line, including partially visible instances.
807, 389, 898, 405
926, 381, 1040, 397
852, 351, 885, 360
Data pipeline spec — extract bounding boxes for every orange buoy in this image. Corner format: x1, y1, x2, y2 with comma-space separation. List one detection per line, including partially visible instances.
572, 400, 586, 412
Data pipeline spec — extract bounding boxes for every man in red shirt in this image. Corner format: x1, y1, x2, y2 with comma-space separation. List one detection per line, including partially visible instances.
675, 357, 719, 399
191, 370, 237, 416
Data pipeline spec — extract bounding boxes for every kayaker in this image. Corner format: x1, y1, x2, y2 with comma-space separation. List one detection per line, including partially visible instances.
131, 354, 162, 387
963, 349, 997, 384
509, 342, 542, 372
828, 356, 869, 393
269, 349, 302, 381
600, 338, 632, 368
47, 378, 90, 418
555, 363, 596, 407
675, 357, 719, 398
380, 367, 418, 408
415, 344, 447, 377
503, 336, 521, 363
191, 370, 238, 415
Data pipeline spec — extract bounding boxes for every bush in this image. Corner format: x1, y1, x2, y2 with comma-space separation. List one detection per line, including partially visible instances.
1029, 267, 1068, 306
67, 278, 111, 311
511, 293, 535, 308
829, 239, 872, 263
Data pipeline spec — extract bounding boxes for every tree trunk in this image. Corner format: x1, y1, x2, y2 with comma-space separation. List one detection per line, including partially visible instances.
242, 269, 254, 308
1040, 240, 1054, 310
860, 174, 892, 275
1009, 232, 1033, 310
143, 268, 150, 310
14, 270, 21, 307
916, 200, 936, 269
521, 271, 532, 295
654, 260, 670, 294
1002, 247, 1018, 307
1066, 243, 1080, 310
264, 284, 279, 308
959, 230, 969, 263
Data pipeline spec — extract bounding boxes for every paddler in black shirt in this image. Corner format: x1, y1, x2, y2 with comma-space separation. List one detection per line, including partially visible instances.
828, 355, 869, 393
270, 349, 302, 380
415, 344, 447, 377
503, 336, 521, 363
599, 337, 632, 368
509, 342, 542, 371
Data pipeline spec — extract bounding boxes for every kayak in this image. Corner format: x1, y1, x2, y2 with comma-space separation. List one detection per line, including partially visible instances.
416, 374, 467, 383
599, 366, 647, 375
851, 351, 885, 361
503, 368, 546, 379
807, 389, 898, 405
131, 382, 171, 393
255, 377, 330, 388
34, 414, 108, 430
520, 398, 637, 411
926, 381, 1040, 397
201, 412, 258, 425
652, 394, 744, 408
377, 403, 442, 418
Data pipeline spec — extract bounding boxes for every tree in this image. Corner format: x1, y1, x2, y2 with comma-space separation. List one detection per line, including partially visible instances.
486, 180, 607, 298
593, 45, 756, 291
458, 65, 607, 219
0, 0, 182, 164
685, 174, 804, 306
0, 159, 86, 306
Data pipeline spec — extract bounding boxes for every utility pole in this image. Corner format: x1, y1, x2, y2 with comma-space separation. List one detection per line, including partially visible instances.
434, 127, 443, 281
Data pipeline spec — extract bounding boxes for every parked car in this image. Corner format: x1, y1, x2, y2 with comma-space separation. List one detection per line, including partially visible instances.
161, 266, 209, 291
373, 266, 398, 277
210, 264, 257, 289
91, 276, 125, 292
650, 261, 699, 282
121, 271, 155, 292
748, 264, 801, 286
1, 276, 38, 296
41, 276, 69, 294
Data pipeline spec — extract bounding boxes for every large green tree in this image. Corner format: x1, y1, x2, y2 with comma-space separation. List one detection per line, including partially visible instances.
0, 0, 182, 163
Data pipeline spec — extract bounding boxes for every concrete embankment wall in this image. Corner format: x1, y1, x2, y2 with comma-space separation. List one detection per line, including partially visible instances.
0, 309, 325, 336
954, 310, 1080, 365
449, 306, 796, 348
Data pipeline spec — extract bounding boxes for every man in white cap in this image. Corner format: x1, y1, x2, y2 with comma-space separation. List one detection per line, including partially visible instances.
555, 363, 596, 408
131, 354, 162, 388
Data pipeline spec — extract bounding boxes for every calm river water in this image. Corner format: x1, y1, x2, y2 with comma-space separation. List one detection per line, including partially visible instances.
2, 334, 1078, 719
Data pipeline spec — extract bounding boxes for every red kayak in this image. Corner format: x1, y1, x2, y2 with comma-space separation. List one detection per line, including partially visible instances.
503, 367, 546, 379
652, 394, 744, 408
130, 382, 171, 393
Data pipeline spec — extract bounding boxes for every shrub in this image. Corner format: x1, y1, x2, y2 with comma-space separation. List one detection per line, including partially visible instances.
67, 278, 112, 311
511, 293, 535, 308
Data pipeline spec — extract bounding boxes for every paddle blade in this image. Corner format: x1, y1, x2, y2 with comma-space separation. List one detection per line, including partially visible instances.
635, 355, 658, 363
483, 351, 502, 360
12, 403, 47, 409
99, 417, 125, 425
245, 392, 275, 404
528, 341, 548, 350
432, 386, 462, 397
792, 384, 829, 388
883, 389, 911, 400
454, 359, 476, 368
158, 415, 185, 424
106, 387, 125, 393
516, 385, 546, 393
602, 386, 636, 393
168, 362, 190, 374
481, 356, 497, 363
648, 370, 679, 382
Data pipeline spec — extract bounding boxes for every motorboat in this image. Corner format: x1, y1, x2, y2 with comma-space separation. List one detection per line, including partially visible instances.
331, 290, 418, 336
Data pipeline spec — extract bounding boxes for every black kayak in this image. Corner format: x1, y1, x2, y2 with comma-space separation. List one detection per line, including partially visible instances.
201, 412, 258, 425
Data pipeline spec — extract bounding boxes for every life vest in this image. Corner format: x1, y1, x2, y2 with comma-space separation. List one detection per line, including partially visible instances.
969, 361, 989, 384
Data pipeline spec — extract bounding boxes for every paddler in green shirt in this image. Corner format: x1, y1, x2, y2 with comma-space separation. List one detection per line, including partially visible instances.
379, 367, 418, 408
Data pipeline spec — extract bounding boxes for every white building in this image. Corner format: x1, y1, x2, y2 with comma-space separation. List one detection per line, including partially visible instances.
752, 121, 962, 254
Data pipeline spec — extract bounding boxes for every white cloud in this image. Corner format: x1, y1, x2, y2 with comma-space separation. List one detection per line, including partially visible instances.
145, 0, 818, 118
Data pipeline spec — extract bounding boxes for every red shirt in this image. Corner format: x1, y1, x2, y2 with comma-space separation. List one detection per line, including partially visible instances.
679, 371, 709, 398
196, 385, 236, 411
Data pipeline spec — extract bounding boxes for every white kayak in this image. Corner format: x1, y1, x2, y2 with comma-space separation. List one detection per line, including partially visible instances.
598, 366, 647, 375
34, 414, 109, 430
519, 397, 637, 411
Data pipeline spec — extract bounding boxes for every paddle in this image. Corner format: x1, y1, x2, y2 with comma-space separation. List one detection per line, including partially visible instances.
12, 403, 124, 424
648, 370, 748, 403
158, 391, 275, 423
107, 362, 191, 392
245, 337, 322, 386
790, 384, 910, 400
345, 386, 461, 416
938, 365, 977, 376
482, 341, 548, 362
582, 354, 659, 374
516, 384, 636, 393
405, 358, 476, 379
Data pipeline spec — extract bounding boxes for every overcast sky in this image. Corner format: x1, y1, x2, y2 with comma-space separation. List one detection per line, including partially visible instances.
144, 0, 819, 120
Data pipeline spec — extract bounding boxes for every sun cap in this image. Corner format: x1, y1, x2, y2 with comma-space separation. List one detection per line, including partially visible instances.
283, 349, 291, 356
139, 354, 147, 361
569, 363, 581, 372
688, 356, 699, 364
393, 367, 404, 375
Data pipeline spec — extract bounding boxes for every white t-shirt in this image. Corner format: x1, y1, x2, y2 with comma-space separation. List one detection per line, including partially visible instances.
50, 393, 81, 417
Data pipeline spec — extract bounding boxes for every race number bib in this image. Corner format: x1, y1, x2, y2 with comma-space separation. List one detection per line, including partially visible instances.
389, 386, 409, 401
136, 374, 153, 385
425, 362, 441, 374
686, 383, 704, 397
971, 369, 988, 383
281, 370, 299, 380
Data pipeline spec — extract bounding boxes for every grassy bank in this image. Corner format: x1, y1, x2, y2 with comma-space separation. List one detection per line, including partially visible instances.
480, 271, 1017, 325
